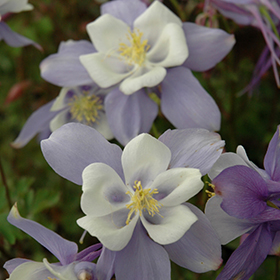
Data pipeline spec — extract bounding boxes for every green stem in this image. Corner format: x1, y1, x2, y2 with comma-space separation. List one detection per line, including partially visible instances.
0, 158, 12, 209
275, 256, 280, 280
169, 0, 186, 21
259, 6, 280, 40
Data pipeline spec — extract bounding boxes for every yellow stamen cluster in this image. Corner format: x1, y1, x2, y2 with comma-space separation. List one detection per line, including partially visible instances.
45, 277, 57, 280
118, 29, 150, 66
68, 92, 103, 125
205, 182, 216, 198
125, 180, 162, 225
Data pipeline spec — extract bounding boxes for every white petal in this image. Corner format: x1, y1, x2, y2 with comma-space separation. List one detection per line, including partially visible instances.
49, 109, 69, 132
151, 168, 203, 206
122, 134, 171, 188
119, 66, 166, 95
86, 14, 129, 53
77, 209, 139, 251
81, 163, 130, 217
134, 1, 182, 46
50, 87, 72, 111
141, 204, 197, 245
7, 261, 53, 280
43, 259, 76, 280
93, 111, 114, 140
147, 23, 188, 67
80, 53, 132, 88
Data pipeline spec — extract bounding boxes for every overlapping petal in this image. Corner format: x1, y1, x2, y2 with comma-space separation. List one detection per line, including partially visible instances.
8, 204, 78, 265
81, 163, 130, 217
4, 261, 54, 280
114, 222, 170, 280
77, 208, 138, 251
11, 100, 57, 148
216, 224, 272, 280
205, 196, 254, 244
101, 0, 147, 27
104, 88, 158, 145
161, 67, 221, 131
182, 22, 235, 71
264, 125, 280, 182
41, 123, 123, 185
151, 168, 203, 206
165, 203, 222, 273
40, 40, 94, 87
0, 21, 41, 49
159, 128, 224, 175
212, 165, 268, 219
121, 133, 171, 187
141, 204, 197, 245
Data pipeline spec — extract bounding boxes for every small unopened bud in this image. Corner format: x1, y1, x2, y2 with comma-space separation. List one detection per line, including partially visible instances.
78, 270, 93, 280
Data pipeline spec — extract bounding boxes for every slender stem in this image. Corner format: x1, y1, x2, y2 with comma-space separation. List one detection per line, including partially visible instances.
0, 158, 13, 209
169, 0, 186, 21
275, 256, 280, 280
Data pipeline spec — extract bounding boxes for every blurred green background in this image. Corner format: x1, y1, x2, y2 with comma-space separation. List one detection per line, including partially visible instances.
0, 0, 280, 279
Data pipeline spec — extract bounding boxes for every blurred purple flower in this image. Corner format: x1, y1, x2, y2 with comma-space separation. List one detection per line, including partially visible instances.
41, 122, 225, 280
205, 125, 280, 279
205, 0, 280, 93
11, 84, 113, 148
0, 0, 41, 49
4, 204, 102, 280
40, 0, 235, 145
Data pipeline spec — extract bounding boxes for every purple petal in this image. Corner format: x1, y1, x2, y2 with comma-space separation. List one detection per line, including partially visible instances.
40, 40, 95, 87
0, 21, 41, 50
105, 88, 158, 145
161, 67, 221, 131
213, 165, 268, 219
96, 248, 116, 280
164, 203, 222, 273
41, 123, 123, 185
101, 0, 147, 27
159, 128, 224, 175
11, 100, 58, 148
217, 224, 272, 280
264, 125, 280, 182
7, 204, 78, 265
114, 222, 170, 280
269, 230, 280, 256
182, 22, 235, 72
205, 196, 254, 245
75, 243, 102, 262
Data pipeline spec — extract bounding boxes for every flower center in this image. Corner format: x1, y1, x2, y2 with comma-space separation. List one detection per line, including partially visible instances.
118, 29, 150, 66
125, 180, 162, 225
68, 92, 103, 124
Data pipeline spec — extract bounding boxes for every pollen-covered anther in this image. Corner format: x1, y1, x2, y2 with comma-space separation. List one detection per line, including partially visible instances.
68, 92, 103, 124
125, 180, 162, 225
205, 182, 216, 198
118, 28, 150, 66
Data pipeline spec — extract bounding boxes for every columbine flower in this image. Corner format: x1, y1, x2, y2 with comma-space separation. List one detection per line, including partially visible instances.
204, 0, 280, 93
205, 125, 280, 279
4, 204, 102, 280
40, 0, 235, 145
0, 0, 41, 49
41, 122, 225, 279
11, 84, 113, 148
